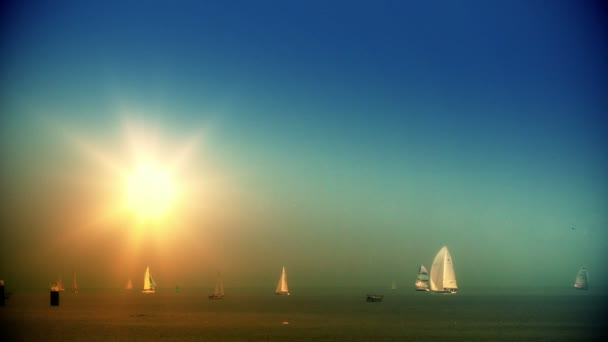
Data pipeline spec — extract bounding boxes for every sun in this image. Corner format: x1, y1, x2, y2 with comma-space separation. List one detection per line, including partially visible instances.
67, 115, 205, 241
123, 162, 178, 222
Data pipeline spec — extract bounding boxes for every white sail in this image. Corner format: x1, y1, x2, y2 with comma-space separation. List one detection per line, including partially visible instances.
209, 272, 225, 299
57, 276, 65, 292
415, 264, 430, 291
72, 271, 79, 293
391, 281, 397, 290
275, 266, 290, 295
430, 246, 457, 293
142, 266, 156, 293
126, 278, 133, 290
419, 265, 429, 274
574, 266, 589, 290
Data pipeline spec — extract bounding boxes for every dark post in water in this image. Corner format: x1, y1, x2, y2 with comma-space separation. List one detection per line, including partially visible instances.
0, 280, 5, 306
50, 289, 59, 306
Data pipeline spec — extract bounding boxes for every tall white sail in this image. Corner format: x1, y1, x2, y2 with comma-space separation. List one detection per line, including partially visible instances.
142, 266, 156, 293
574, 266, 589, 290
72, 271, 79, 293
415, 265, 430, 291
275, 266, 290, 295
430, 246, 457, 294
209, 272, 225, 299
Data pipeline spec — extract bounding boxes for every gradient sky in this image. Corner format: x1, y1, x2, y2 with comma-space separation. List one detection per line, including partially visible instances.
1, 0, 607, 290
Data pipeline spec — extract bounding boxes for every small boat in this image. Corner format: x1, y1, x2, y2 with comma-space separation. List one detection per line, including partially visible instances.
366, 294, 384, 302
50, 282, 59, 292
142, 266, 156, 294
391, 281, 397, 290
430, 246, 458, 294
126, 278, 133, 290
275, 266, 290, 295
574, 266, 589, 290
208, 272, 225, 299
415, 265, 430, 291
56, 276, 65, 292
72, 271, 79, 293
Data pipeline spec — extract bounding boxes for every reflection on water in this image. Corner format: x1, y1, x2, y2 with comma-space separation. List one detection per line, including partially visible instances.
1, 286, 605, 341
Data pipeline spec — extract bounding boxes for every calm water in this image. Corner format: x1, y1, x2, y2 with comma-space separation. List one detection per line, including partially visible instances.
1, 287, 606, 341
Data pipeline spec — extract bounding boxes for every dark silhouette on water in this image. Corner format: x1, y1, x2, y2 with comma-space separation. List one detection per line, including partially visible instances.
366, 294, 383, 302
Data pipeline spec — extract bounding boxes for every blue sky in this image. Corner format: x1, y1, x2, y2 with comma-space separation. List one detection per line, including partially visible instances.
1, 1, 606, 289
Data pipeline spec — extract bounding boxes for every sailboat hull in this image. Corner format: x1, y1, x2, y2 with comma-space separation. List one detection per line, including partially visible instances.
208, 295, 224, 299
434, 288, 457, 294
142, 289, 156, 294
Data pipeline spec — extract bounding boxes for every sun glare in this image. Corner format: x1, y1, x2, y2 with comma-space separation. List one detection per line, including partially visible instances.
123, 162, 178, 222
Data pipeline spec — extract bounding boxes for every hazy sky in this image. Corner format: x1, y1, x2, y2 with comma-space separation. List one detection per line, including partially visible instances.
1, 0, 606, 290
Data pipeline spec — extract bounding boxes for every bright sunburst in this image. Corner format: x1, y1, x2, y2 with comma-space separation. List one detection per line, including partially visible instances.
123, 162, 178, 222
68, 116, 203, 240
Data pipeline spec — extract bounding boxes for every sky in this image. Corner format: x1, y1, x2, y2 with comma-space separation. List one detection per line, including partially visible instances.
1, 0, 607, 290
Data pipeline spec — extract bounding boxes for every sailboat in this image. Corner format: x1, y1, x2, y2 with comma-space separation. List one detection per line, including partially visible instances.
391, 281, 397, 290
126, 278, 133, 290
275, 266, 290, 295
209, 272, 225, 299
415, 265, 430, 291
72, 271, 79, 293
142, 266, 156, 294
430, 246, 458, 294
574, 266, 589, 290
56, 276, 65, 292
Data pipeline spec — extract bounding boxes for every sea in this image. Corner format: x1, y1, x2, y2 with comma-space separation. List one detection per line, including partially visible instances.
1, 286, 606, 341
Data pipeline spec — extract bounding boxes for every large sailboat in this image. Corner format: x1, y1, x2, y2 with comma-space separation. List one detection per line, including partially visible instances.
209, 272, 225, 299
574, 266, 589, 290
142, 266, 156, 294
430, 246, 458, 294
415, 265, 430, 291
126, 278, 133, 290
72, 271, 79, 293
275, 266, 290, 295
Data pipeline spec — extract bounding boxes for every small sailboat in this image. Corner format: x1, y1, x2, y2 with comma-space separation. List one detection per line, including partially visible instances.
50, 281, 59, 292
126, 278, 133, 290
209, 272, 225, 299
391, 280, 397, 290
142, 266, 156, 294
72, 271, 79, 293
415, 265, 430, 291
574, 266, 589, 290
275, 266, 290, 295
430, 246, 458, 294
56, 276, 65, 292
